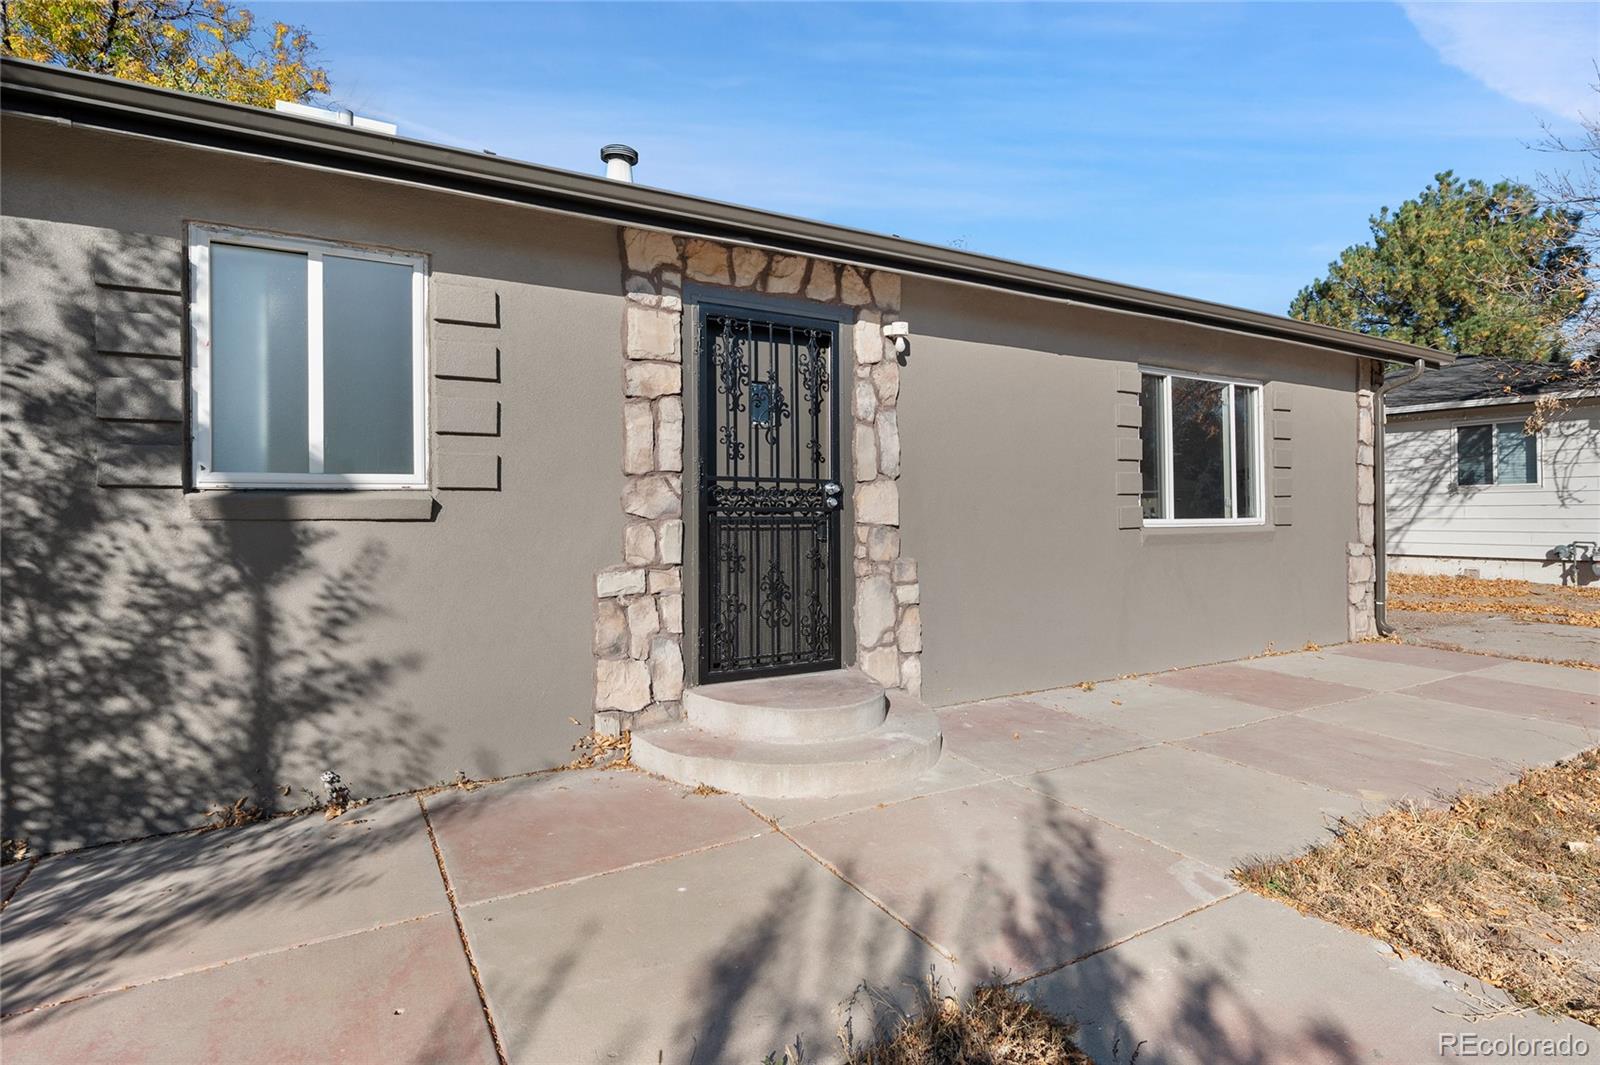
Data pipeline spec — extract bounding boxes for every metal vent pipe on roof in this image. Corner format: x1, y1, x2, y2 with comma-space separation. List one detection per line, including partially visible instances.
273, 99, 396, 136
601, 143, 638, 183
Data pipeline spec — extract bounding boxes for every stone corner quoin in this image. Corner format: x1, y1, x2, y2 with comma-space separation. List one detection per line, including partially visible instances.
1348, 358, 1379, 641
593, 229, 920, 735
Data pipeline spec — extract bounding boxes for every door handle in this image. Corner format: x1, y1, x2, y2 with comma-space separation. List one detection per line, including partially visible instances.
823, 481, 841, 508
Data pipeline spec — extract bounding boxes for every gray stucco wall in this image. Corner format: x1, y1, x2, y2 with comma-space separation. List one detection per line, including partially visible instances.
898, 278, 1359, 707
2, 116, 623, 848
2, 113, 1367, 848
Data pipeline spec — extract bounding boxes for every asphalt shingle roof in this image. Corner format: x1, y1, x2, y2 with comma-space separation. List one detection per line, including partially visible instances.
1387, 356, 1594, 410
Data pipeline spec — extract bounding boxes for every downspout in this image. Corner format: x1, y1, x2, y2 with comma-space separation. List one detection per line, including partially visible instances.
1373, 358, 1428, 636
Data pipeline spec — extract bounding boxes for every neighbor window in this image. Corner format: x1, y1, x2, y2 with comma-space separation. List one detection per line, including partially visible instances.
1456, 422, 1537, 487
189, 226, 427, 488
1139, 369, 1262, 523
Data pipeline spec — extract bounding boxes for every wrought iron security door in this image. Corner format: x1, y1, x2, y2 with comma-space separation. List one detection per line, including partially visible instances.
697, 306, 841, 682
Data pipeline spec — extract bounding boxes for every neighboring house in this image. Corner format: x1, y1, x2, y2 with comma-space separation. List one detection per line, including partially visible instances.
1385, 357, 1600, 586
0, 59, 1451, 848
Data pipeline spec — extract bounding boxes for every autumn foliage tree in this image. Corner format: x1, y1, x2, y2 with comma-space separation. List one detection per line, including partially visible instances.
1290, 172, 1589, 362
1, 0, 328, 107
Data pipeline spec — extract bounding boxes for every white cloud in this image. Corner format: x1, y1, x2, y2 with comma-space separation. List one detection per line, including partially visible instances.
1402, 2, 1597, 122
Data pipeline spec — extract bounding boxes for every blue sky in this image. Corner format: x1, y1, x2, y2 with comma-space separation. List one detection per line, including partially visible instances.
258, 2, 1597, 314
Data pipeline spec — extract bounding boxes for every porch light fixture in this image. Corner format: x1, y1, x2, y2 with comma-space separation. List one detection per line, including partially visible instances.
883, 320, 910, 358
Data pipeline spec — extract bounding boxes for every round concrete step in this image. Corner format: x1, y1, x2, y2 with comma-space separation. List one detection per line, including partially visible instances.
631, 691, 942, 799
683, 668, 887, 742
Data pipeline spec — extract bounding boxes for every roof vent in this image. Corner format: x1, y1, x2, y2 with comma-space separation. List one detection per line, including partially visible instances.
273, 99, 397, 137
601, 143, 638, 183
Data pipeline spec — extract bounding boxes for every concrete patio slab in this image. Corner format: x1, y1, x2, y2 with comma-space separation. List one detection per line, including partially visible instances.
743, 751, 995, 828
1329, 642, 1499, 673
1402, 618, 1599, 666
1406, 674, 1600, 730
1025, 680, 1285, 742
789, 780, 1235, 983
2, 859, 32, 905
1238, 650, 1455, 691
1305, 692, 1595, 767
1025, 745, 1366, 870
0, 914, 497, 1065
1027, 892, 1593, 1065
422, 769, 764, 905
1153, 663, 1368, 711
0, 796, 447, 1015
936, 698, 1148, 776
1474, 658, 1600, 697
2, 642, 1587, 1065
463, 831, 946, 1065
1181, 716, 1512, 807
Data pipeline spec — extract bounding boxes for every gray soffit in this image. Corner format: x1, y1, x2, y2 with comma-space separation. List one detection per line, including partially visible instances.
1, 58, 1453, 368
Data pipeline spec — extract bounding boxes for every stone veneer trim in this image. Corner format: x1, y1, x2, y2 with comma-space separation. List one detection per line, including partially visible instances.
1348, 358, 1378, 640
594, 230, 920, 735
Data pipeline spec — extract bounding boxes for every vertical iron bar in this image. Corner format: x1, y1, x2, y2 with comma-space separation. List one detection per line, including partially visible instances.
699, 317, 708, 675
828, 330, 840, 669
789, 324, 798, 482
753, 513, 761, 667
755, 321, 761, 482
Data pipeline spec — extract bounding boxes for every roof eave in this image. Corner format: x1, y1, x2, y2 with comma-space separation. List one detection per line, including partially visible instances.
0, 58, 1452, 369
1388, 387, 1600, 415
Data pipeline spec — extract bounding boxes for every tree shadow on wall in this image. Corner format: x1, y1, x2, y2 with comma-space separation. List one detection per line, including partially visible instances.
1, 223, 437, 851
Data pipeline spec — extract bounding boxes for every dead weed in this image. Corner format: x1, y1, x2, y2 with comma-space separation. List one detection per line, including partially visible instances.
1239, 749, 1600, 1024
1253, 640, 1324, 659
567, 729, 633, 771
836, 971, 1098, 1065
201, 796, 267, 831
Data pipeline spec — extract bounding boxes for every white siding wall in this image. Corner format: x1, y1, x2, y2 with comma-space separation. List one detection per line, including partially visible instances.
1385, 401, 1600, 571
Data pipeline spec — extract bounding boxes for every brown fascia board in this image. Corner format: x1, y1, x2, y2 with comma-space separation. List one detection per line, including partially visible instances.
1, 58, 1452, 368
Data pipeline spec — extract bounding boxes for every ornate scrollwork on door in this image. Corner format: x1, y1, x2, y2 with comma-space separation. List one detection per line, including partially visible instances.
699, 308, 840, 681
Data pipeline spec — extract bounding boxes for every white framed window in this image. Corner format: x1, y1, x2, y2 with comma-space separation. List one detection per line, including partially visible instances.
188, 225, 428, 489
1138, 367, 1264, 526
1455, 420, 1539, 487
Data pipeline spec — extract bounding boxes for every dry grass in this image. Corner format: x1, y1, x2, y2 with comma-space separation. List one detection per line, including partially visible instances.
1239, 750, 1600, 1024
1388, 573, 1600, 628
835, 974, 1098, 1065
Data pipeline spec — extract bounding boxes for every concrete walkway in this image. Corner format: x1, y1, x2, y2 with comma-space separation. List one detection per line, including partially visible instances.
2, 643, 1595, 1064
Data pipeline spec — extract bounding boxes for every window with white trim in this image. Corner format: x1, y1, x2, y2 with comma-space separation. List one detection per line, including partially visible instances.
1139, 369, 1263, 524
1456, 421, 1537, 486
189, 226, 428, 489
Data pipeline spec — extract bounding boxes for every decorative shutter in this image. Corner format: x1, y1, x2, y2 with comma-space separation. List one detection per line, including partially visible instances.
1270, 384, 1293, 526
1114, 366, 1144, 530
92, 234, 185, 489
432, 279, 503, 489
